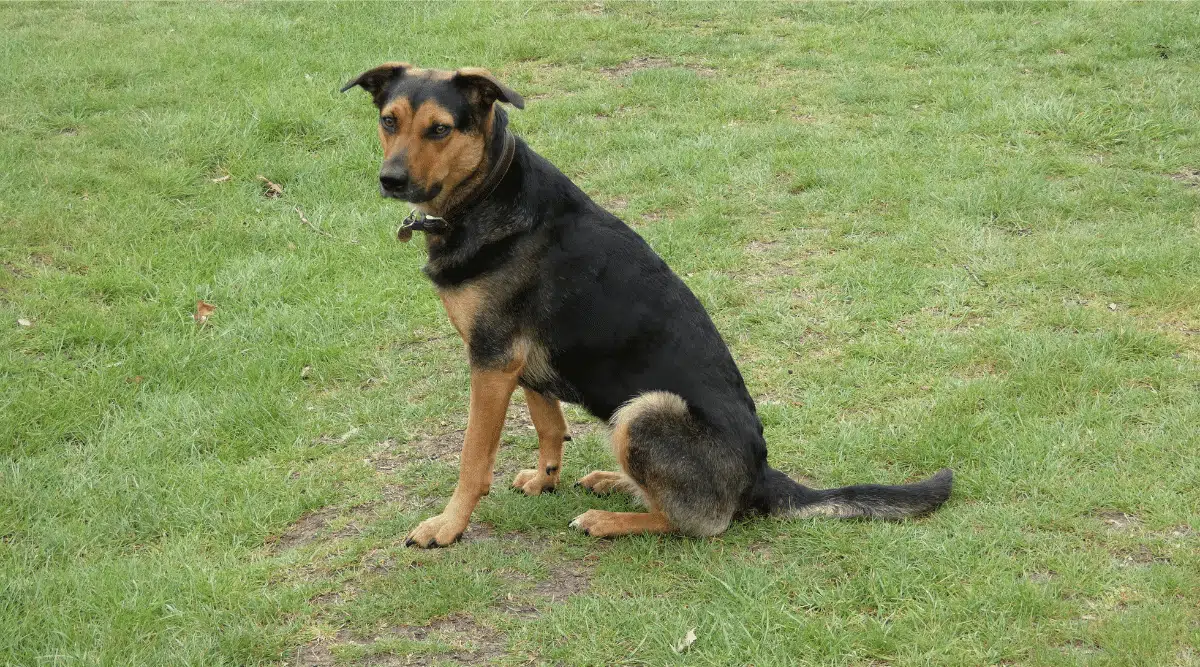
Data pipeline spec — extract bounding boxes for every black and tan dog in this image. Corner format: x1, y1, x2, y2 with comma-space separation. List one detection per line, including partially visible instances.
342, 63, 953, 548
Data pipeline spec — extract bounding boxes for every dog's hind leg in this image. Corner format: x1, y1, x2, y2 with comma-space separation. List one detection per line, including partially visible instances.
511, 388, 569, 495
570, 391, 741, 538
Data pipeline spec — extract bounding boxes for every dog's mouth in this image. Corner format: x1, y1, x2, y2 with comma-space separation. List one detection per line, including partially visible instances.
381, 182, 442, 204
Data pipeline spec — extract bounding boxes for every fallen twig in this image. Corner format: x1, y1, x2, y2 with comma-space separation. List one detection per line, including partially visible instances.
295, 206, 331, 237
961, 264, 988, 288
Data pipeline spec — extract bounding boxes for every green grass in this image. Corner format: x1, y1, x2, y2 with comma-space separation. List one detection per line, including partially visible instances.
2, 2, 1199, 665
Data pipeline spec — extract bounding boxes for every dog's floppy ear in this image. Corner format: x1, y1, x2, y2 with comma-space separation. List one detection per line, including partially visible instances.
341, 62, 410, 107
451, 68, 525, 110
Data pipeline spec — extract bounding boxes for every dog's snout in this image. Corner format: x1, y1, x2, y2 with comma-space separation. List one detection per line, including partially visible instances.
379, 170, 409, 196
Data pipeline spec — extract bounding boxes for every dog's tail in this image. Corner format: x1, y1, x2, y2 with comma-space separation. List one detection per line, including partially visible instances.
756, 466, 953, 520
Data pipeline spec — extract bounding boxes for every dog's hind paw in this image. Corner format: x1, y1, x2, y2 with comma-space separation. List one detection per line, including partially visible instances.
575, 470, 636, 496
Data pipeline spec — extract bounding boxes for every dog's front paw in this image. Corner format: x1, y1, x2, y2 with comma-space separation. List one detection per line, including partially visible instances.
404, 513, 469, 548
511, 468, 559, 496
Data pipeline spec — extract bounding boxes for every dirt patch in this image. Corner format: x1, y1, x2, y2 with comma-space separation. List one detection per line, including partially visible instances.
746, 240, 779, 254
505, 404, 536, 434
499, 557, 596, 615
391, 614, 507, 663
2, 262, 30, 278
1026, 569, 1057, 584
1162, 525, 1196, 540
531, 561, 593, 603
600, 56, 671, 77
1095, 510, 1141, 531
493, 540, 602, 617
1059, 639, 1101, 655
315, 428, 362, 445
1170, 167, 1200, 186
272, 508, 341, 553
270, 502, 379, 554
1113, 544, 1170, 568
600, 196, 628, 213
295, 638, 336, 666
297, 614, 507, 667
599, 57, 716, 79
407, 431, 467, 462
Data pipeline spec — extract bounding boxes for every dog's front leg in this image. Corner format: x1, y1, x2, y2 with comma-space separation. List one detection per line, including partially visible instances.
405, 365, 519, 548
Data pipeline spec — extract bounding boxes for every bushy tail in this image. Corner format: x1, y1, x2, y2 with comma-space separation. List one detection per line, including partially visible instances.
758, 467, 953, 520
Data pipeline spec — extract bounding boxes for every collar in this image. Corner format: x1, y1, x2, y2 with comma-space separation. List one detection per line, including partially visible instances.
396, 131, 517, 243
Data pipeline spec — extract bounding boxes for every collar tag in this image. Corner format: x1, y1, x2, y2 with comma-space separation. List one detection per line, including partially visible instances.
397, 210, 447, 243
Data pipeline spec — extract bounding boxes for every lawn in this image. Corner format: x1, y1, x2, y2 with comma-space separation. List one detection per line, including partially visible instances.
2, 2, 1198, 665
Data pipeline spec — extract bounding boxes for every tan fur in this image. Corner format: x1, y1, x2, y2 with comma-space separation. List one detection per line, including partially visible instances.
610, 391, 688, 428
438, 284, 484, 344
568, 509, 673, 538
577, 470, 643, 498
511, 388, 568, 495
405, 362, 522, 547
377, 88, 491, 216
518, 336, 556, 388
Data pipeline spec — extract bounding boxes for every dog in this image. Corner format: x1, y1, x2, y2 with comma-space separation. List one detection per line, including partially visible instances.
341, 63, 953, 548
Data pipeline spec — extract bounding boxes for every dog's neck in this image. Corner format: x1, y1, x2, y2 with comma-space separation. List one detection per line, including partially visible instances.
420, 116, 537, 287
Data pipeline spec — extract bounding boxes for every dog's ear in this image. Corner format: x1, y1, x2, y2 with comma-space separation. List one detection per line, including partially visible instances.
451, 68, 525, 110
341, 62, 410, 107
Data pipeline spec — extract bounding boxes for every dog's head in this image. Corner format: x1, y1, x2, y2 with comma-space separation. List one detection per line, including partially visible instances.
341, 63, 524, 213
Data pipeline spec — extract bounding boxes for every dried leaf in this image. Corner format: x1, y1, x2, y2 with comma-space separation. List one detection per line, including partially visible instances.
211, 174, 231, 183
257, 175, 284, 198
673, 628, 697, 654
301, 365, 312, 379
1107, 303, 1118, 311
17, 318, 33, 327
194, 299, 216, 324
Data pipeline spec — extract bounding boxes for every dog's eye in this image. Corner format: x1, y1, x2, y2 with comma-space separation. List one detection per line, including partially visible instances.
380, 116, 397, 133
430, 124, 451, 138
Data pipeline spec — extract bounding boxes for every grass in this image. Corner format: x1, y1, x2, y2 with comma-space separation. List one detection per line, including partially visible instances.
2, 1, 1198, 665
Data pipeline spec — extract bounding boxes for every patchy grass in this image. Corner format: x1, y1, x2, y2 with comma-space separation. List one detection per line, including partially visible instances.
2, 2, 1199, 665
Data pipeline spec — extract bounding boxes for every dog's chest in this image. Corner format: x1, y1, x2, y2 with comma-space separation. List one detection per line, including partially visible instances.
438, 284, 484, 344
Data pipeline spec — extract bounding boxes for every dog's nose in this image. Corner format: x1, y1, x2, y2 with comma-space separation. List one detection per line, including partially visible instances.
379, 171, 409, 195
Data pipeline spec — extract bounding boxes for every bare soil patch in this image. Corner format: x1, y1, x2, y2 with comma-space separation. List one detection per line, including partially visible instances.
599, 57, 716, 79
1094, 510, 1141, 531
1170, 166, 1200, 186
272, 508, 341, 553
1112, 544, 1171, 568
296, 614, 507, 666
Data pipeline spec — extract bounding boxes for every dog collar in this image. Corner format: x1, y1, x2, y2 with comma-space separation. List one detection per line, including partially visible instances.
396, 131, 517, 243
